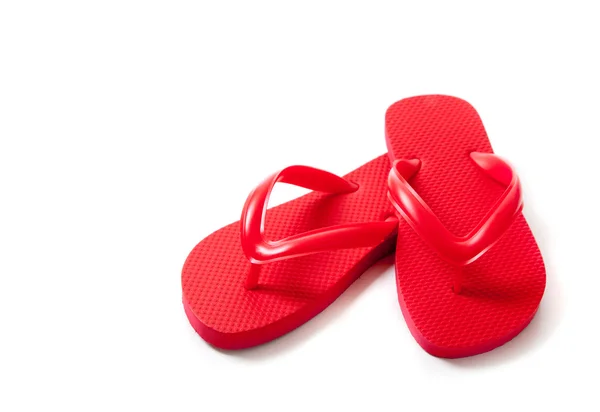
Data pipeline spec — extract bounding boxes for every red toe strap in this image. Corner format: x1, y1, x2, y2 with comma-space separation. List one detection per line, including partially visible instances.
387, 152, 523, 270
241, 165, 399, 289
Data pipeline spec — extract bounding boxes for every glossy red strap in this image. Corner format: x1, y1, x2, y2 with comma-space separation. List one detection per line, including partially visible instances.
241, 165, 399, 289
387, 152, 523, 270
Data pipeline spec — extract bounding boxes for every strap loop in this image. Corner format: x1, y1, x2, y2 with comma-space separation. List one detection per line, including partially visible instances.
241, 165, 399, 289
387, 152, 523, 269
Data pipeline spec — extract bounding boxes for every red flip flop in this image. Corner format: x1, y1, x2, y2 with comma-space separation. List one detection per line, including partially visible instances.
182, 155, 397, 349
385, 95, 546, 358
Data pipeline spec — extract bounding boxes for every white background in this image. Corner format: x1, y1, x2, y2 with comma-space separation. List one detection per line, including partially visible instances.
1, 1, 598, 411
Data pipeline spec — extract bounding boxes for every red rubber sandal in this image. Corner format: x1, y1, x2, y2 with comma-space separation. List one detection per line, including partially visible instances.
182, 155, 398, 349
385, 95, 546, 358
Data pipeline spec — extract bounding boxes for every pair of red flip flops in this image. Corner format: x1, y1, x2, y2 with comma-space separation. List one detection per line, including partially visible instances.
182, 95, 546, 358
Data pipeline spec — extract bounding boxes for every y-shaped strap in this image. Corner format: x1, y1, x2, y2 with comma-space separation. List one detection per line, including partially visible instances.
387, 153, 523, 292
241, 165, 409, 289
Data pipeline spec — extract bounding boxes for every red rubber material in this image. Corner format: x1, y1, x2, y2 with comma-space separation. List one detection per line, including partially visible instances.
385, 95, 546, 358
241, 165, 398, 265
182, 155, 396, 349
387, 153, 523, 268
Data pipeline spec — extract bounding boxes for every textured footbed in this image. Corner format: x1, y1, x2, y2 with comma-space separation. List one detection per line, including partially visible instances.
182, 155, 396, 349
385, 95, 546, 358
